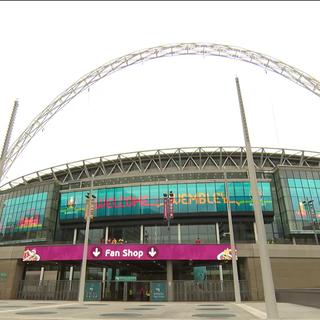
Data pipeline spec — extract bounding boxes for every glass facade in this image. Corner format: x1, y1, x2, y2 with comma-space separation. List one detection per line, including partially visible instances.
0, 183, 59, 244
4, 167, 320, 246
274, 168, 320, 238
180, 224, 217, 244
287, 178, 320, 232
59, 182, 273, 221
0, 192, 47, 234
144, 225, 178, 244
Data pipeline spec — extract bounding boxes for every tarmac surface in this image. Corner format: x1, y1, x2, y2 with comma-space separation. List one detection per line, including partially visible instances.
0, 300, 319, 320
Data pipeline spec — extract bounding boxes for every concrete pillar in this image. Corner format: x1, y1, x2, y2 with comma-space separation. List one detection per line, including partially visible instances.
292, 236, 296, 245
166, 260, 173, 301
178, 224, 181, 244
140, 225, 144, 244
216, 223, 224, 291
102, 267, 106, 299
105, 226, 109, 244
69, 266, 74, 291
39, 266, 44, 285
216, 222, 220, 244
69, 266, 74, 281
253, 222, 258, 242
219, 264, 224, 291
73, 228, 77, 244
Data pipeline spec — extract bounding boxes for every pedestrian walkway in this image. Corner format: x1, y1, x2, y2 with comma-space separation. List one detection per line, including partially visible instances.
0, 300, 319, 319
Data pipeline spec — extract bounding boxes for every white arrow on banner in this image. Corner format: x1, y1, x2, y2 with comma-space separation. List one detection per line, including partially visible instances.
92, 248, 101, 257
148, 247, 157, 258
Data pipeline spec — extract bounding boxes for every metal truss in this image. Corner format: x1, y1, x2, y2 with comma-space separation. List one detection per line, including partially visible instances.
2, 146, 320, 190
2, 43, 320, 182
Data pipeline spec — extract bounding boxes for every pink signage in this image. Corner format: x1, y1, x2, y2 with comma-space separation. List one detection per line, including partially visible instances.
23, 244, 235, 262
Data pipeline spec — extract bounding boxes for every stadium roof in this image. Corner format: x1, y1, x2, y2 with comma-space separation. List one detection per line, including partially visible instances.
1, 146, 320, 191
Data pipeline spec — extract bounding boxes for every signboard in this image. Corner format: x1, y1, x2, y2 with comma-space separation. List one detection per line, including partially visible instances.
23, 244, 236, 262
193, 266, 207, 281
84, 281, 101, 301
115, 276, 137, 281
150, 282, 167, 302
0, 272, 7, 282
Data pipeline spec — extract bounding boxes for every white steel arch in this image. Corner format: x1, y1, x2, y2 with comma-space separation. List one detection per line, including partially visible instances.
2, 42, 320, 182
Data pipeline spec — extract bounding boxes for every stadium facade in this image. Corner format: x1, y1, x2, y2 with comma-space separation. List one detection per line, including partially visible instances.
1, 146, 320, 302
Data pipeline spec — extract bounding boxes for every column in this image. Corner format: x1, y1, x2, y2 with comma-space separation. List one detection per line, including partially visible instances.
69, 267, 74, 281
166, 261, 173, 301
216, 223, 224, 291
69, 266, 74, 291
102, 267, 106, 300
292, 236, 296, 245
73, 228, 77, 244
70, 228, 77, 286
253, 222, 258, 242
39, 266, 45, 286
140, 225, 144, 244
178, 224, 181, 244
105, 226, 109, 244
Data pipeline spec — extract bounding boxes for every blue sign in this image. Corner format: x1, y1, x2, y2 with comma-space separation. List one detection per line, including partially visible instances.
193, 266, 207, 281
84, 281, 101, 301
150, 282, 167, 302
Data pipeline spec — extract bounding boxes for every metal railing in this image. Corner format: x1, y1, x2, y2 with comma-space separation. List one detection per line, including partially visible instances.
16, 279, 249, 302
173, 280, 249, 301
17, 280, 79, 300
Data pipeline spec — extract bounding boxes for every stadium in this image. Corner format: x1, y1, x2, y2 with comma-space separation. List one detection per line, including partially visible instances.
0, 44, 320, 303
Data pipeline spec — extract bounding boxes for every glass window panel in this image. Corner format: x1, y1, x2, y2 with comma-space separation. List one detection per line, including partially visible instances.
140, 186, 149, 199
288, 179, 296, 188
315, 179, 320, 189
131, 186, 140, 198
243, 182, 251, 196
150, 185, 159, 199
295, 179, 302, 188
106, 188, 115, 199
97, 188, 106, 200
311, 189, 318, 198
303, 189, 311, 198
169, 185, 178, 203
215, 183, 225, 194
302, 179, 309, 188
177, 184, 187, 194
308, 179, 316, 189
234, 182, 244, 196
187, 184, 197, 201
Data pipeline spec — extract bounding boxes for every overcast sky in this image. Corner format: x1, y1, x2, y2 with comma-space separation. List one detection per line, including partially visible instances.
1, 1, 320, 186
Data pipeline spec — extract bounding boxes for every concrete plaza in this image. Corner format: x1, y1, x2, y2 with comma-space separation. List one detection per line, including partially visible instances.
0, 300, 319, 320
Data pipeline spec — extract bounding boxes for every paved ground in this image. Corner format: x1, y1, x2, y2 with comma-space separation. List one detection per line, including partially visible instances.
0, 300, 319, 320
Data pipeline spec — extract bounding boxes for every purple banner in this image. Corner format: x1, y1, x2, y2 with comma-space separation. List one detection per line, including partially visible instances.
23, 244, 235, 262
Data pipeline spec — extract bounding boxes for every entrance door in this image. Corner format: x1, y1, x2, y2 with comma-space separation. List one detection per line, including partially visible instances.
103, 280, 151, 301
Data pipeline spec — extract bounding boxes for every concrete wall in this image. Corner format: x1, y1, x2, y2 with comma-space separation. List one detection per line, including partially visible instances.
238, 244, 320, 300
276, 289, 320, 308
0, 246, 25, 299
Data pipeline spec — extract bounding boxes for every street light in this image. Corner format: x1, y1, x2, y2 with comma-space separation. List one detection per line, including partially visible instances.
236, 77, 279, 319
78, 190, 96, 302
223, 174, 241, 303
301, 199, 319, 245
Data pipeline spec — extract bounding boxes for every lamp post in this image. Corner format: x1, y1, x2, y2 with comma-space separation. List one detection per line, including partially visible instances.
78, 188, 96, 302
235, 77, 279, 319
301, 199, 319, 245
223, 173, 241, 303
